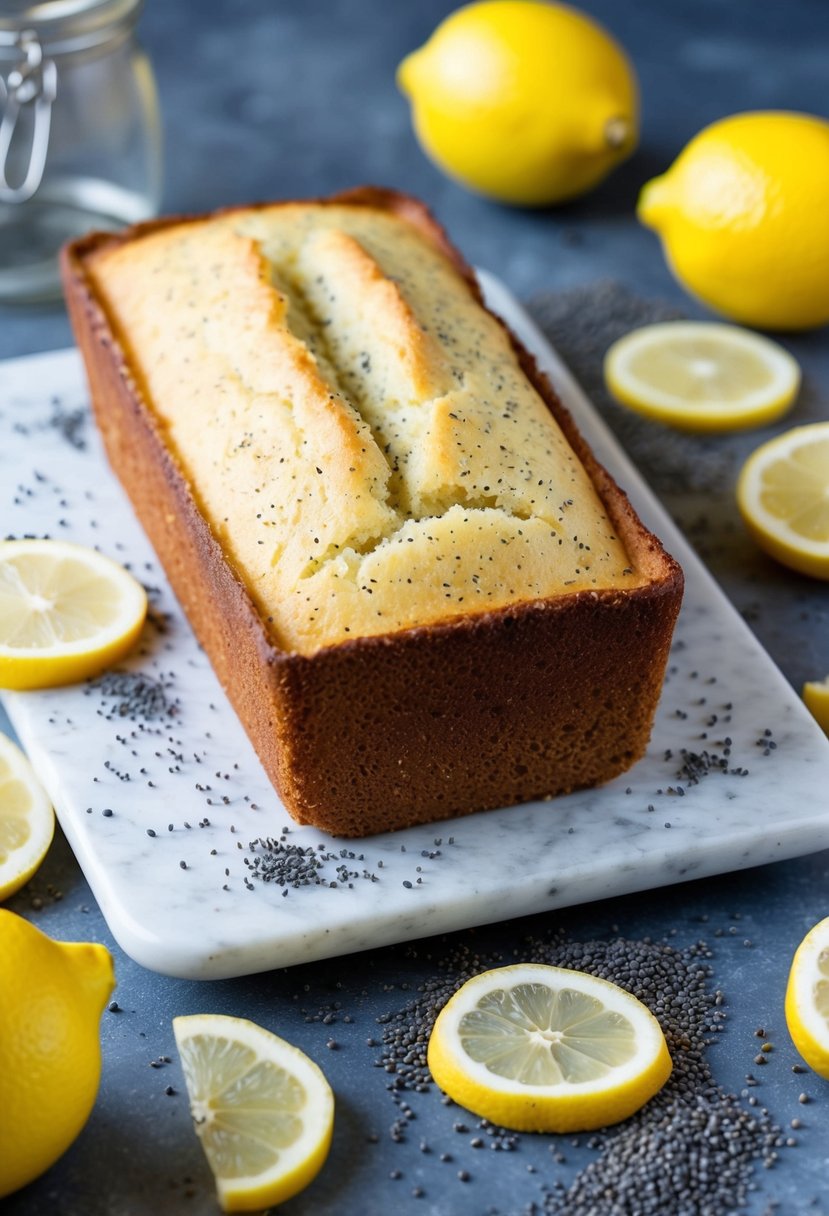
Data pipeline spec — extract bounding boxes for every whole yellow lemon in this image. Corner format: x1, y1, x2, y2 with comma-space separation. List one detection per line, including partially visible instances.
638, 111, 829, 331
0, 910, 115, 1198
397, 0, 638, 206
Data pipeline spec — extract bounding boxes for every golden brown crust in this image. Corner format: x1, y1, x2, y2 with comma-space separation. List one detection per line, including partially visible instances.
61, 187, 683, 837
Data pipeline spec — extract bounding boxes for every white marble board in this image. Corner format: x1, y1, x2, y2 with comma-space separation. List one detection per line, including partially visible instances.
2, 274, 829, 980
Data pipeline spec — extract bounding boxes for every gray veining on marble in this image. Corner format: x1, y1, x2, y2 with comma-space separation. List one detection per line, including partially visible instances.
2, 281, 828, 980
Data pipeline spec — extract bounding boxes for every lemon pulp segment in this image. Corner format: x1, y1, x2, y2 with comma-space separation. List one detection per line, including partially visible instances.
458, 981, 637, 1085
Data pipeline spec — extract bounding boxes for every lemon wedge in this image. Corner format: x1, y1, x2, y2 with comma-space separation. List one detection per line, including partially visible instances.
604, 322, 800, 432
803, 677, 829, 735
0, 733, 54, 902
0, 539, 147, 690
173, 1014, 334, 1213
427, 963, 672, 1133
736, 422, 829, 579
785, 917, 829, 1079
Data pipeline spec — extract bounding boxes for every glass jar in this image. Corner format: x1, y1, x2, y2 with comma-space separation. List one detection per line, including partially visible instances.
0, 0, 161, 302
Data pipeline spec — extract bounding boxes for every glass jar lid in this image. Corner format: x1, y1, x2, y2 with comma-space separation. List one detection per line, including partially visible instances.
0, 0, 143, 53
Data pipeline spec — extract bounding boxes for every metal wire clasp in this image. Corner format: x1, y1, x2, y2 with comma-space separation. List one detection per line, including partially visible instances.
0, 30, 57, 204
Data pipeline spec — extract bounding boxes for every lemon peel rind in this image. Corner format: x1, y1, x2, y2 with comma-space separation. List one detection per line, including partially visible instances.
785, 918, 829, 1080
802, 679, 829, 735
427, 964, 673, 1133
173, 1014, 334, 1213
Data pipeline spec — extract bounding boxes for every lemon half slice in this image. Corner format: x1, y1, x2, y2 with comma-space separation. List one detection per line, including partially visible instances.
785, 917, 829, 1079
173, 1014, 335, 1213
604, 321, 800, 432
0, 540, 147, 690
427, 963, 672, 1133
0, 733, 54, 902
736, 422, 829, 579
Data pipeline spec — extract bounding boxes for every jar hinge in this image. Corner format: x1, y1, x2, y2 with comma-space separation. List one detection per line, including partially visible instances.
0, 30, 57, 204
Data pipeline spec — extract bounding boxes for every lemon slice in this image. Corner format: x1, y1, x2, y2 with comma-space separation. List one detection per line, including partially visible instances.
173, 1014, 335, 1213
604, 321, 800, 432
0, 540, 147, 690
736, 422, 829, 579
785, 917, 829, 1079
803, 676, 829, 735
427, 963, 672, 1133
0, 733, 55, 902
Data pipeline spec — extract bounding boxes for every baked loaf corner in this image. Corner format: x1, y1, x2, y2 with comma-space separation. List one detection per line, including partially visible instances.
62, 187, 683, 837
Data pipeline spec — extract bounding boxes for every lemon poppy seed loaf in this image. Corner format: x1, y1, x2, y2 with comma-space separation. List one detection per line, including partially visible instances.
62, 188, 682, 836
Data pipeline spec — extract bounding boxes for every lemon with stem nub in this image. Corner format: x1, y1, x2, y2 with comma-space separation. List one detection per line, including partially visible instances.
0, 911, 115, 1198
639, 111, 829, 330
397, 0, 638, 206
174, 1014, 335, 1212
0, 732, 54, 902
427, 964, 672, 1133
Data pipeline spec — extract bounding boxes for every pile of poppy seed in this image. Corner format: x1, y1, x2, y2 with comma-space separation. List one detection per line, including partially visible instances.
376, 931, 784, 1215
47, 399, 88, 450
9, 392, 88, 452
87, 670, 179, 722
244, 835, 380, 892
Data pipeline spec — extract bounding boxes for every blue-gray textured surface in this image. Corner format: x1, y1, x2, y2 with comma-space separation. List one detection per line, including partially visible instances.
1, 1, 829, 1213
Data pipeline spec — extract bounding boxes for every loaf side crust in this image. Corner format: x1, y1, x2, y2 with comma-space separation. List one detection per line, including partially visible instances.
62, 187, 683, 836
